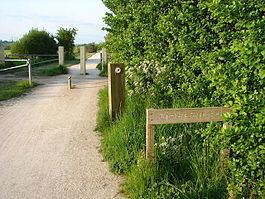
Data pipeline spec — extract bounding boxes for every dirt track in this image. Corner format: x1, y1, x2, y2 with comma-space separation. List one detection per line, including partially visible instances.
0, 53, 123, 199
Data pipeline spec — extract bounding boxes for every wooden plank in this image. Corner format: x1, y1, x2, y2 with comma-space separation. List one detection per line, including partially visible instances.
147, 107, 232, 125
108, 63, 125, 120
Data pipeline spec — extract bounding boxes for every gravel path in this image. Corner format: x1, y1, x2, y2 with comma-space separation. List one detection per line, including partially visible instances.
0, 53, 123, 199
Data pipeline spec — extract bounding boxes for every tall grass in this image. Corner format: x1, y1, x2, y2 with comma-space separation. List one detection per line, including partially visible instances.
97, 88, 229, 198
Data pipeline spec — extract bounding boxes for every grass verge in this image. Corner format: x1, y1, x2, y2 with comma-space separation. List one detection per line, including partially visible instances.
0, 80, 35, 101
97, 88, 229, 199
41, 65, 68, 76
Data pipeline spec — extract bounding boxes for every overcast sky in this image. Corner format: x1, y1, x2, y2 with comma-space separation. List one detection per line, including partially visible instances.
0, 0, 108, 44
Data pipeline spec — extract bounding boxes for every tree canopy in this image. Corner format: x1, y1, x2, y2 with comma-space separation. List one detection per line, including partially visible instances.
11, 29, 57, 54
55, 27, 77, 59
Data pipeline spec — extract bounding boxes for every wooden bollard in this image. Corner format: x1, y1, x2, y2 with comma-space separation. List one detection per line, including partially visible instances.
102, 48, 107, 66
80, 46, 86, 75
68, 76, 72, 90
0, 46, 5, 63
58, 46, 64, 65
108, 63, 125, 120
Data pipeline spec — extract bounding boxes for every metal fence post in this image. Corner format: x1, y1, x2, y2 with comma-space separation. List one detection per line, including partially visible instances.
27, 59, 32, 86
68, 76, 72, 89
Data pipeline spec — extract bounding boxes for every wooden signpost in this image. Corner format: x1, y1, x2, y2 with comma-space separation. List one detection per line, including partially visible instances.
146, 107, 232, 160
108, 63, 125, 120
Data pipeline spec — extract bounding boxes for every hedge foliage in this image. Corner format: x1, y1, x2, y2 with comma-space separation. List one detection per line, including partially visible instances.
103, 0, 265, 198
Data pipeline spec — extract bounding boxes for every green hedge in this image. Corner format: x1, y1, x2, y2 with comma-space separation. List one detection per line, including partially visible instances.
103, 0, 264, 197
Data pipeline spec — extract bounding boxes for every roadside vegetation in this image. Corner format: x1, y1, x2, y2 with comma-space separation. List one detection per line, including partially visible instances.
0, 80, 34, 101
98, 0, 264, 198
96, 63, 107, 77
97, 88, 228, 198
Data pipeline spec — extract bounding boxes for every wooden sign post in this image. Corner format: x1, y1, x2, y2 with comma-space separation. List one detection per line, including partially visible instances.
108, 63, 125, 120
146, 107, 232, 161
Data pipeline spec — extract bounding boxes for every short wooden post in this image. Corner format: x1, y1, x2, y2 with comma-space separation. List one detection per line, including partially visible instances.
58, 46, 64, 65
0, 46, 4, 63
68, 76, 72, 90
102, 48, 107, 66
80, 46, 86, 75
146, 109, 155, 161
27, 59, 32, 86
100, 52, 103, 71
108, 63, 125, 120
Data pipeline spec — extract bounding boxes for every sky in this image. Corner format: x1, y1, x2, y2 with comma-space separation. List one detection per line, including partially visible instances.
0, 0, 109, 44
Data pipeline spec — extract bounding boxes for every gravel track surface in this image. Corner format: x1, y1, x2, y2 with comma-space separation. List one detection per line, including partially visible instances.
0, 53, 123, 199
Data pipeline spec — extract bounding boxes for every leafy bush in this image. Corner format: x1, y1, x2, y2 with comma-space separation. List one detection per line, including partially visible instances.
96, 63, 108, 77
11, 29, 57, 54
103, 0, 265, 197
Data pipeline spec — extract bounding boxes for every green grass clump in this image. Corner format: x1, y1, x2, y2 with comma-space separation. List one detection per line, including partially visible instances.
41, 65, 68, 76
96, 63, 108, 77
0, 80, 34, 101
96, 88, 145, 173
97, 88, 229, 198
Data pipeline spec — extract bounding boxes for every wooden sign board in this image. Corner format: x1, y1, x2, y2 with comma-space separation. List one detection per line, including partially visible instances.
147, 107, 232, 125
146, 107, 232, 160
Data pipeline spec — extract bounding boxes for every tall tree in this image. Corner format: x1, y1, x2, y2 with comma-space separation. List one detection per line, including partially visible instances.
55, 28, 77, 59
